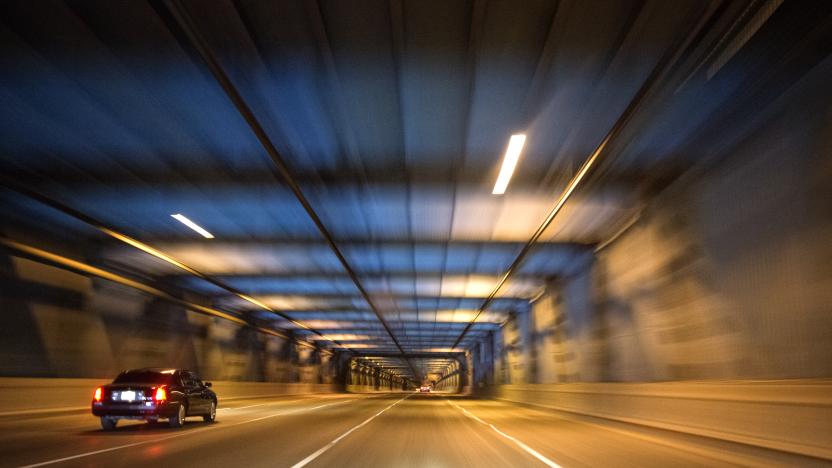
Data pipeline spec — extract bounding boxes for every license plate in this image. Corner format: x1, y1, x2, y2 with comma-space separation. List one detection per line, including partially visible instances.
119, 390, 136, 401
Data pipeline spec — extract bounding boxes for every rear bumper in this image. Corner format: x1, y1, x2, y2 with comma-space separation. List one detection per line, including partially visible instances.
92, 401, 180, 419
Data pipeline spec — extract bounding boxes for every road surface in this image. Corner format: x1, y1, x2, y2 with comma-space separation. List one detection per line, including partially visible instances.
0, 393, 824, 467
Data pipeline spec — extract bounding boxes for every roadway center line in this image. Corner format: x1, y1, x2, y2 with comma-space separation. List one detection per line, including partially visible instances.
446, 399, 562, 468
290, 395, 410, 468
18, 398, 356, 468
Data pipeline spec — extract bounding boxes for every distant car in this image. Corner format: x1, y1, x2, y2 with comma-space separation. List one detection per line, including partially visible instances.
419, 386, 431, 393
92, 368, 217, 430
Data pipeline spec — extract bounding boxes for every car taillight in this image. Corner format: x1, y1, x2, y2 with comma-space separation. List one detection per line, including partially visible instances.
94, 387, 103, 402
154, 386, 167, 402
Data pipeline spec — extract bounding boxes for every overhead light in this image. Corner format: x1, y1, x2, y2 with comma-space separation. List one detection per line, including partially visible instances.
171, 214, 214, 239
492, 134, 526, 195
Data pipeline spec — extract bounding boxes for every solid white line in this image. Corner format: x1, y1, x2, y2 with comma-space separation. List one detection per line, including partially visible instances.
447, 400, 561, 468
488, 423, 561, 468
18, 398, 355, 468
290, 395, 410, 468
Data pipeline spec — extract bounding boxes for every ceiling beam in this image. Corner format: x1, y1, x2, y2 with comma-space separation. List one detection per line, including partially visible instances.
358, 353, 465, 359
105, 238, 592, 251
214, 291, 537, 303
164, 272, 560, 283
293, 322, 500, 331
0, 166, 669, 191
161, 0, 419, 381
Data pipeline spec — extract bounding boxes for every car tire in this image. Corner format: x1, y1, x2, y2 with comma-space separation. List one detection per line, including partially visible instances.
100, 417, 117, 431
168, 403, 186, 428
203, 401, 216, 423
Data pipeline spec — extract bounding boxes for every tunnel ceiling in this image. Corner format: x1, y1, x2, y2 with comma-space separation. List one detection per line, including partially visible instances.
1, 0, 829, 381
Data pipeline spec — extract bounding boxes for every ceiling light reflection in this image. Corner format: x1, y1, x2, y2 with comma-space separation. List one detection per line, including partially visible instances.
171, 213, 214, 239
492, 134, 526, 195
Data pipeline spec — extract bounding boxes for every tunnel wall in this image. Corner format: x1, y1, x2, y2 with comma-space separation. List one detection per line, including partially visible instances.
432, 359, 462, 393
494, 380, 832, 460
477, 52, 832, 459
0, 254, 340, 384
584, 79, 832, 379
497, 50, 832, 385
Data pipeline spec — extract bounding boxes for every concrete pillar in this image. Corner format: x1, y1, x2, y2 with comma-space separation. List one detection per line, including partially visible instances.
334, 353, 351, 390
275, 332, 299, 383
311, 348, 324, 384
464, 351, 473, 393
0, 253, 76, 376
522, 306, 538, 383
493, 328, 507, 385
470, 334, 496, 394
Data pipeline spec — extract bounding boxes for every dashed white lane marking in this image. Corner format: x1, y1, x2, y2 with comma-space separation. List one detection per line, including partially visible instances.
18, 398, 356, 468
447, 400, 562, 468
290, 395, 410, 468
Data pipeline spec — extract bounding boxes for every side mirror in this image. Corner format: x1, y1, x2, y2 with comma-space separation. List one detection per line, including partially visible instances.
204, 382, 212, 388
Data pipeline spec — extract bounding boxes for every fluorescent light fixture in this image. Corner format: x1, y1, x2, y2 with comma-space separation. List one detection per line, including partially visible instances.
492, 134, 526, 195
171, 214, 214, 239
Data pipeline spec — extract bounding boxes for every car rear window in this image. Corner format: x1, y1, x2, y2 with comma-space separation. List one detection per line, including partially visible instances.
112, 370, 174, 384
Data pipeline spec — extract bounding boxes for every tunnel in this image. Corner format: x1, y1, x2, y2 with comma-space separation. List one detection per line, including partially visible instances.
0, 0, 831, 467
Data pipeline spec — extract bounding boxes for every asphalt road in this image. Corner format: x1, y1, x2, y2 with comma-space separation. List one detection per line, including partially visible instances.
0, 393, 825, 468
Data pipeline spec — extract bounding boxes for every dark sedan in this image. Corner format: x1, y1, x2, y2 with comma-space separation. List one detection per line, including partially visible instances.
92, 368, 217, 430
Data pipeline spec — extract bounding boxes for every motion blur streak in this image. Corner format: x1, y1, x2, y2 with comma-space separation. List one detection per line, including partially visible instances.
1, 0, 832, 466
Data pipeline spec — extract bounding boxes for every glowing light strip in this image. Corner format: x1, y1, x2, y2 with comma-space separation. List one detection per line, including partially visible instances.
492, 134, 526, 195
171, 213, 214, 238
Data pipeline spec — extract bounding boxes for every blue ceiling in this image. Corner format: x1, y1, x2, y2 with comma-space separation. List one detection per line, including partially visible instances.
1, 0, 827, 380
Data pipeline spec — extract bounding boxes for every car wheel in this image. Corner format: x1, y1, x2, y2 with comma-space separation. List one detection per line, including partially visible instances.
203, 401, 216, 423
168, 403, 186, 428
100, 417, 117, 431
